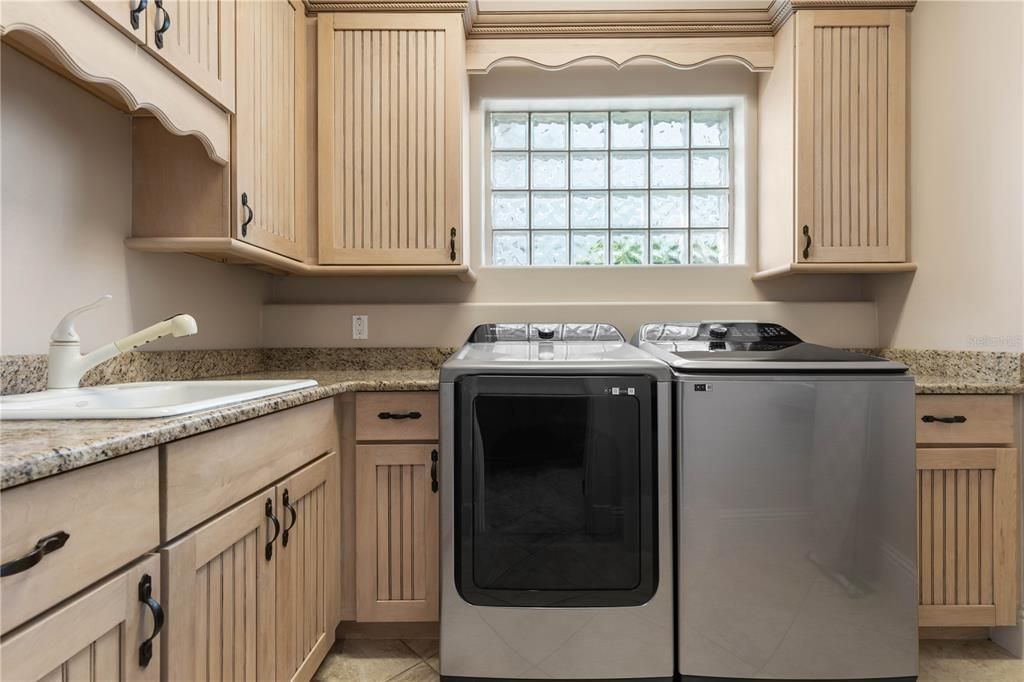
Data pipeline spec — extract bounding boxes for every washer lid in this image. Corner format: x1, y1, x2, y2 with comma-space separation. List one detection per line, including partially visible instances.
441, 322, 672, 380
636, 321, 907, 374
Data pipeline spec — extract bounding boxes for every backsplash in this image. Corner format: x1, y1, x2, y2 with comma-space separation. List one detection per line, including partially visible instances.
874, 349, 1024, 384
1, 348, 456, 396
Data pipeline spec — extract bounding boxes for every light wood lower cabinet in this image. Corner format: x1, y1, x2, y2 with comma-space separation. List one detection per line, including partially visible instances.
0, 554, 162, 682
275, 454, 342, 682
160, 452, 341, 682
916, 395, 1019, 628
161, 490, 277, 680
355, 444, 439, 622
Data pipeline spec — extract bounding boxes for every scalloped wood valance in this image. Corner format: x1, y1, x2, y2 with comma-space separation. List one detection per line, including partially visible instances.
465, 35, 775, 74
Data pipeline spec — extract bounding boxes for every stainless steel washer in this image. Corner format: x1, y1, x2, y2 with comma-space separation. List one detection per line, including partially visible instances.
440, 323, 675, 681
637, 321, 918, 681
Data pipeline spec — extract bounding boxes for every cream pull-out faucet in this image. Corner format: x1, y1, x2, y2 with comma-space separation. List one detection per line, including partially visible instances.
47, 295, 198, 389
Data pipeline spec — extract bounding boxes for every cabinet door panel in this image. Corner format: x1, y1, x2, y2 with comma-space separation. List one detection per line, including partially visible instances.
161, 491, 276, 681
82, 0, 147, 43
795, 10, 905, 262
318, 13, 465, 265
145, 0, 235, 111
234, 0, 306, 259
276, 453, 341, 682
0, 555, 161, 682
917, 448, 1018, 627
356, 444, 438, 621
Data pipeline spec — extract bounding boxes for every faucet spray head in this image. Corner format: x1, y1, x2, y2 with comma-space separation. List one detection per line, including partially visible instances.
167, 314, 199, 337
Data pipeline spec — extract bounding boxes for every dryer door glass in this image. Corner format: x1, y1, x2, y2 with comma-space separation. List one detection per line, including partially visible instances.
455, 376, 657, 607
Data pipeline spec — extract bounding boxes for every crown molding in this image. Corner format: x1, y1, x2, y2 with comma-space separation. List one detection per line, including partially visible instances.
303, 0, 915, 37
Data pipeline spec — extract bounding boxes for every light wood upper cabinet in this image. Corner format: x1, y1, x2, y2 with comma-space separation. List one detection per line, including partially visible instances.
318, 12, 466, 266
131, 0, 307, 262
275, 454, 341, 682
755, 9, 911, 278
144, 0, 236, 111
82, 0, 148, 44
0, 555, 162, 682
795, 10, 906, 263
233, 0, 306, 259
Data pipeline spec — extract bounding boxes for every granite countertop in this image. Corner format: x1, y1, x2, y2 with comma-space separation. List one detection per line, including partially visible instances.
0, 368, 439, 490
911, 375, 1024, 395
2, 346, 1021, 491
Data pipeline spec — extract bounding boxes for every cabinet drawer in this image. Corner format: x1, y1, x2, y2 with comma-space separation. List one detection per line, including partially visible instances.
356, 392, 438, 442
916, 395, 1015, 445
0, 450, 159, 635
0, 554, 161, 682
162, 399, 338, 540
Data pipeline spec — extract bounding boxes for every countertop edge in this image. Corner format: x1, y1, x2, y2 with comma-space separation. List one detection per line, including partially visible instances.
0, 376, 438, 490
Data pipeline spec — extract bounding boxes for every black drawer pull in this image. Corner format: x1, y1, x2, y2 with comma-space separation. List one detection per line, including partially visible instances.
802, 224, 811, 260
922, 415, 967, 424
265, 498, 280, 561
282, 489, 297, 548
378, 411, 422, 420
130, 0, 147, 29
0, 531, 69, 577
431, 449, 439, 494
138, 573, 165, 668
153, 0, 171, 49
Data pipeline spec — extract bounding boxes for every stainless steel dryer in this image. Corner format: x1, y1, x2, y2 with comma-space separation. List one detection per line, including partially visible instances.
636, 321, 918, 682
439, 323, 675, 681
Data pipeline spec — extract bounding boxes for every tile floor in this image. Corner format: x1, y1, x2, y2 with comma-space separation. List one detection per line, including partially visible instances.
313, 637, 1024, 681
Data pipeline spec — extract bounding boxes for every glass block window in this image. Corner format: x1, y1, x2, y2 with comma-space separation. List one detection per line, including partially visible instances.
489, 110, 732, 266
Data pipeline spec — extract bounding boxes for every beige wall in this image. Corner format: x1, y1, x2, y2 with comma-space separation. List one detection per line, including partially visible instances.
0, 47, 270, 355
872, 0, 1024, 353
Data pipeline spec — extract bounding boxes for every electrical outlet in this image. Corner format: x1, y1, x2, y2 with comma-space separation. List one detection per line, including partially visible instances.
352, 314, 369, 340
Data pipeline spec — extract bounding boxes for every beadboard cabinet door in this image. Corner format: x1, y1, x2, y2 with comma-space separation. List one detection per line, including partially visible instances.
233, 0, 306, 259
318, 13, 466, 266
161, 491, 277, 681
145, 0, 236, 111
82, 0, 148, 44
355, 444, 439, 621
275, 454, 342, 682
794, 9, 906, 262
0, 555, 161, 682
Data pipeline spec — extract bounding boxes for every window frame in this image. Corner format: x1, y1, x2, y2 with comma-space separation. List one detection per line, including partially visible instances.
484, 108, 736, 267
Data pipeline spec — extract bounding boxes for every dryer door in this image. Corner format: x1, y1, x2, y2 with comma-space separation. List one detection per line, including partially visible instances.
454, 375, 657, 608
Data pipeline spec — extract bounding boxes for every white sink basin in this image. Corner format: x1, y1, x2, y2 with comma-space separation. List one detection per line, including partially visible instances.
0, 379, 318, 420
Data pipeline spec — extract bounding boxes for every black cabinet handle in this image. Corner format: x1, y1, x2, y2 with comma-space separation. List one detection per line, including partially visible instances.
282, 489, 298, 548
0, 531, 69, 578
430, 449, 439, 494
449, 227, 457, 262
138, 573, 165, 668
378, 411, 421, 420
922, 415, 967, 424
153, 0, 171, 49
241, 192, 254, 237
802, 225, 811, 260
265, 498, 280, 561
130, 0, 147, 30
